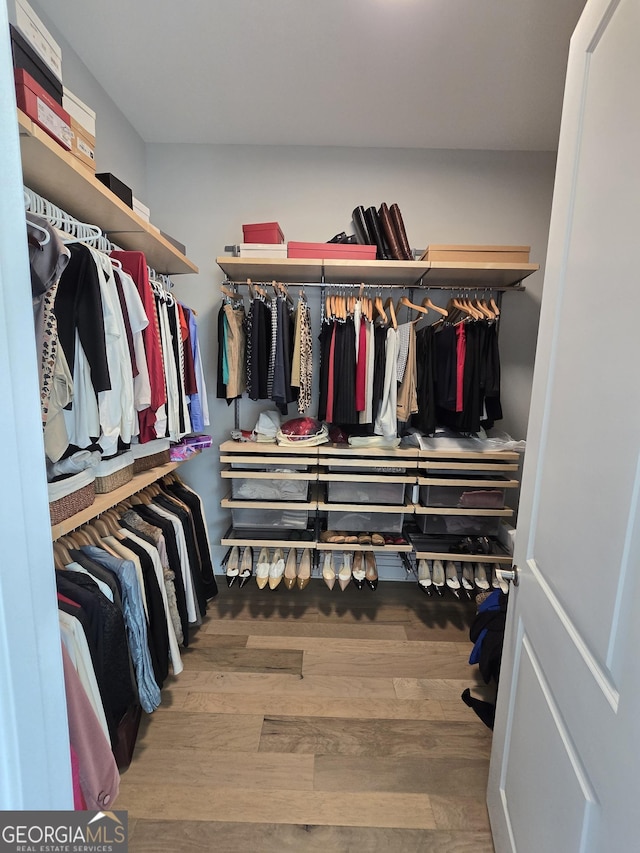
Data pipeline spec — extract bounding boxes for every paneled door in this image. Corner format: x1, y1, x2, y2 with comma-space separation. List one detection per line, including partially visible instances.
487, 1, 640, 850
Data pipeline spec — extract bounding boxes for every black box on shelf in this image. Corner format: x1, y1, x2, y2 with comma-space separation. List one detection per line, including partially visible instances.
10, 24, 62, 105
96, 172, 133, 208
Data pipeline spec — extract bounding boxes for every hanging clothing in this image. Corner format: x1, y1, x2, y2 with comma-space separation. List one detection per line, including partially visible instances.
374, 326, 399, 437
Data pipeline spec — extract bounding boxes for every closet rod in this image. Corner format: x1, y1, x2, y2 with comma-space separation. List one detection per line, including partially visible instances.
24, 185, 124, 254
222, 278, 525, 292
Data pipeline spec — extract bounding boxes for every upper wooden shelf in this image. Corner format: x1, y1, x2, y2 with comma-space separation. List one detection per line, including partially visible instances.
18, 110, 198, 276
216, 255, 538, 289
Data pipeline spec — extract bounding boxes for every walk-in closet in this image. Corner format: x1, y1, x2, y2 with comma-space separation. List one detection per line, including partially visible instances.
5, 2, 640, 852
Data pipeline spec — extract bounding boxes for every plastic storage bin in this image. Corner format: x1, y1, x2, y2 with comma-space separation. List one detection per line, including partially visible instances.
326, 509, 404, 534
231, 506, 309, 529
230, 477, 310, 501
416, 513, 502, 537
327, 480, 406, 505
419, 480, 507, 509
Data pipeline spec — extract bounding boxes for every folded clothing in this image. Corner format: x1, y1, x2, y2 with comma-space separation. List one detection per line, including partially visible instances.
47, 450, 101, 481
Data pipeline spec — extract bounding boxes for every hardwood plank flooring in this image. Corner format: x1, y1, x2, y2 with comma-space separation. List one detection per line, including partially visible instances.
117, 580, 495, 852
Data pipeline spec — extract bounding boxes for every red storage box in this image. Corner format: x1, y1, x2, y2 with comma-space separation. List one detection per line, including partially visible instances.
242, 222, 285, 244
287, 242, 377, 260
15, 67, 71, 150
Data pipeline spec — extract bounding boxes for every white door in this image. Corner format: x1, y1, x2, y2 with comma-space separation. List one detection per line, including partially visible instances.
487, 1, 640, 851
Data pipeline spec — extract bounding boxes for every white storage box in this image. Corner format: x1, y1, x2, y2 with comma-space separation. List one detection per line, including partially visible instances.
48, 468, 95, 525
11, 0, 62, 81
62, 87, 96, 136
133, 197, 151, 222
239, 243, 288, 258
94, 451, 134, 494
231, 506, 309, 529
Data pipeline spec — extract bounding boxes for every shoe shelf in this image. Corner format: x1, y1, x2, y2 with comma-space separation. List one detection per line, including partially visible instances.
18, 110, 198, 276
218, 440, 520, 578
216, 256, 538, 289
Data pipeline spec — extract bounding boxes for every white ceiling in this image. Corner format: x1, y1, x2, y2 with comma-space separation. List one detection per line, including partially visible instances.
37, 0, 587, 150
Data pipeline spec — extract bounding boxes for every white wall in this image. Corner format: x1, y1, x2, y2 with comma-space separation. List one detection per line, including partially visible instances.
146, 143, 557, 563
21, 1, 148, 201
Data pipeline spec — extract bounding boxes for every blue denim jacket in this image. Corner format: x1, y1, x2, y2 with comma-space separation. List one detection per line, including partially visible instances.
81, 545, 161, 713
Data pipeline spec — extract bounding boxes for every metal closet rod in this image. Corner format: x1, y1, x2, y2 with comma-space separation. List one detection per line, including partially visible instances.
222, 278, 522, 292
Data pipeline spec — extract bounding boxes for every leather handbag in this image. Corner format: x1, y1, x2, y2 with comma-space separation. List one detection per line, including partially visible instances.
378, 203, 403, 260
390, 204, 412, 260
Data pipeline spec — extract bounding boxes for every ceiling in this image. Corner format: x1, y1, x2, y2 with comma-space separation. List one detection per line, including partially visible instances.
37, 0, 587, 151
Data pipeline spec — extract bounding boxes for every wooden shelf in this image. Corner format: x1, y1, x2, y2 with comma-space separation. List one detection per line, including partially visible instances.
18, 110, 198, 276
50, 455, 198, 540
216, 256, 538, 289
413, 506, 514, 517
220, 529, 317, 549
316, 541, 413, 553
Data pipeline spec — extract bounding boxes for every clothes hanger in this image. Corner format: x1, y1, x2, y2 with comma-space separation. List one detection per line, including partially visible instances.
397, 295, 429, 319
421, 295, 448, 317
490, 296, 501, 317
383, 296, 398, 330
221, 285, 243, 303
52, 541, 72, 569
374, 294, 388, 324
26, 217, 51, 246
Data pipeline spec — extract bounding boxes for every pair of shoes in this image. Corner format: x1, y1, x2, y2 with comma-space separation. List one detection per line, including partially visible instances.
491, 563, 509, 594
256, 548, 286, 590
297, 549, 312, 590
327, 231, 357, 244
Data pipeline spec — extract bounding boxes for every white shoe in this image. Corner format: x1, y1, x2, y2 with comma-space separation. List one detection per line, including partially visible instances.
269, 548, 285, 590
445, 561, 460, 591
417, 559, 432, 590
432, 559, 445, 589
256, 548, 270, 590
493, 563, 509, 595
474, 562, 490, 590
461, 563, 475, 591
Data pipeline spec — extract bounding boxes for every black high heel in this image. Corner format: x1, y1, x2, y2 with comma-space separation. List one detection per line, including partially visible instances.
238, 546, 253, 588
365, 551, 378, 590
352, 551, 366, 590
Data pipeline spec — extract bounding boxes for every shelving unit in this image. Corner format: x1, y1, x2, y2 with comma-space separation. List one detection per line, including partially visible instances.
18, 109, 198, 275
216, 255, 538, 289
50, 454, 199, 541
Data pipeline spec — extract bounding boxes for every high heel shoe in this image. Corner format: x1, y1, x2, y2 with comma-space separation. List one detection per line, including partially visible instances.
297, 548, 312, 590
474, 562, 490, 591
284, 548, 297, 590
269, 548, 285, 590
256, 547, 270, 590
365, 551, 378, 590
492, 563, 509, 595
226, 545, 240, 587
238, 546, 253, 588
351, 551, 365, 589
338, 552, 352, 591
322, 552, 336, 590
432, 559, 445, 593
417, 559, 432, 594
445, 561, 461, 594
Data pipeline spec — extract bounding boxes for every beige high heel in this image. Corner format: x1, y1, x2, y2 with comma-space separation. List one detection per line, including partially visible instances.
256, 547, 270, 590
322, 552, 336, 591
269, 548, 285, 590
284, 548, 297, 590
297, 548, 312, 590
338, 552, 352, 591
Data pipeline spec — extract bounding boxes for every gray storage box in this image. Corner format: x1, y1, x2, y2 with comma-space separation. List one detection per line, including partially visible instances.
416, 513, 501, 537
231, 506, 309, 529
230, 477, 310, 502
327, 480, 406, 505
326, 509, 404, 534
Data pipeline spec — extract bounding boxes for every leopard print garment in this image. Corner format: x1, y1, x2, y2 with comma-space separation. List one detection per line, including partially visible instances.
297, 299, 312, 414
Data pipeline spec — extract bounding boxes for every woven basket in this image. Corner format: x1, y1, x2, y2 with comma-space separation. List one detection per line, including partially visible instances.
49, 480, 96, 525
95, 462, 134, 494
133, 449, 171, 474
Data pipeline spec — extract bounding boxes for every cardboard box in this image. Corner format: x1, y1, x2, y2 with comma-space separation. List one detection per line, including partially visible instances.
10, 24, 62, 104
239, 242, 288, 258
243, 221, 284, 244
69, 116, 95, 172
62, 87, 96, 137
421, 245, 531, 263
10, 0, 62, 82
96, 173, 133, 208
14, 67, 71, 150
133, 197, 150, 222
287, 241, 377, 261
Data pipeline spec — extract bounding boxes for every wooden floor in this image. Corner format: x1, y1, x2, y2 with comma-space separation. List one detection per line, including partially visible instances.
116, 578, 496, 852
